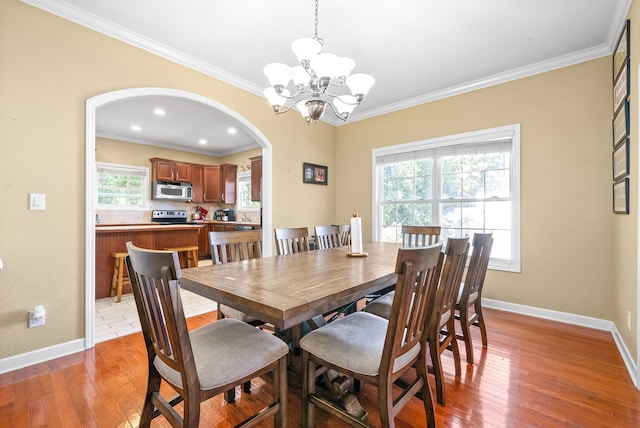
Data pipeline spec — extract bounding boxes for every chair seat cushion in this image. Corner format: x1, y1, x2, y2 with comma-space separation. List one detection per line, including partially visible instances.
154, 318, 288, 390
362, 291, 395, 319
219, 304, 260, 323
299, 311, 420, 377
456, 284, 478, 305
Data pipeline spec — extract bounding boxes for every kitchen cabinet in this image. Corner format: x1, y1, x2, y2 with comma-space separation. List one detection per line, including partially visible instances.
203, 164, 237, 204
191, 164, 203, 203
250, 155, 262, 201
198, 223, 212, 259
150, 157, 192, 183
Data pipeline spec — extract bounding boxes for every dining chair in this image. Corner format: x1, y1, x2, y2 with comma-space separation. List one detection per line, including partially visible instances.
427, 236, 469, 405
314, 225, 343, 249
456, 232, 494, 365
334, 224, 351, 246
300, 243, 444, 428
209, 229, 266, 401
402, 225, 441, 247
363, 236, 469, 406
274, 227, 311, 254
125, 242, 288, 428
208, 230, 264, 324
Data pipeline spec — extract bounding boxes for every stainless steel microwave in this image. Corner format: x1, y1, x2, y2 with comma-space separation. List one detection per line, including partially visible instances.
152, 181, 193, 201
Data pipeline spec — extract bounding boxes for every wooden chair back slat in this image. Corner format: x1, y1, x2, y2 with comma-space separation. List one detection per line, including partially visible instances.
314, 225, 342, 249
209, 230, 262, 265
274, 227, 311, 255
401, 225, 441, 247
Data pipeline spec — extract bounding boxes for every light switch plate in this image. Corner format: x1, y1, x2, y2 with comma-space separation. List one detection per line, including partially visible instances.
29, 193, 46, 210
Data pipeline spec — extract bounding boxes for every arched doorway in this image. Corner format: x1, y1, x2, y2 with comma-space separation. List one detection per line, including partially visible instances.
84, 87, 273, 348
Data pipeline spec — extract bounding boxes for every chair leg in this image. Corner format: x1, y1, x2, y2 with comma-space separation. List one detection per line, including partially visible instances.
447, 321, 461, 377
242, 381, 251, 393
301, 351, 316, 427
274, 355, 288, 428
115, 257, 125, 303
429, 338, 446, 406
224, 388, 236, 403
140, 368, 162, 427
459, 308, 475, 365
476, 304, 488, 346
377, 378, 394, 428
416, 355, 437, 428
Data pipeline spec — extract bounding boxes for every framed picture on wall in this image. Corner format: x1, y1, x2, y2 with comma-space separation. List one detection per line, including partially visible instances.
613, 177, 630, 214
612, 139, 630, 181
303, 162, 328, 185
613, 59, 630, 114
613, 20, 630, 81
613, 99, 629, 148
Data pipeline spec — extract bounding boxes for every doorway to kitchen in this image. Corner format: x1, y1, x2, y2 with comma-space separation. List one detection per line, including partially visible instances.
85, 87, 273, 348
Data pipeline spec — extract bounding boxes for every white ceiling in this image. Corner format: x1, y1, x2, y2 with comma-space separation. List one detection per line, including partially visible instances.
25, 0, 630, 156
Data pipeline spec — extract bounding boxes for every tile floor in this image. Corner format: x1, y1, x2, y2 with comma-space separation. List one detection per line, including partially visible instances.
95, 259, 217, 343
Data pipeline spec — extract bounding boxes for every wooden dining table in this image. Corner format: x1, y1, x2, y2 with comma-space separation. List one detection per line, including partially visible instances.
179, 242, 402, 373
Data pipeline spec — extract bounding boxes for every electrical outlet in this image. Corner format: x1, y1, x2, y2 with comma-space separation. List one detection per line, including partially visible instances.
627, 311, 632, 331
28, 306, 45, 328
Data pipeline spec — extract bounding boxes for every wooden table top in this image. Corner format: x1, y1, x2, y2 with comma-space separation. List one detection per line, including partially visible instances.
180, 242, 402, 329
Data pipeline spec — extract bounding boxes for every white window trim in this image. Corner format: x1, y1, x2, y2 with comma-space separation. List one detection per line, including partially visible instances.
237, 171, 260, 212
96, 162, 150, 211
371, 124, 521, 273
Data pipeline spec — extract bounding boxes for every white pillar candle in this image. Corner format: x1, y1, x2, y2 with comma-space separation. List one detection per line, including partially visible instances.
350, 216, 363, 254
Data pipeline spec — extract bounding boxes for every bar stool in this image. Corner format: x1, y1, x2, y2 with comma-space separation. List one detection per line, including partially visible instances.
164, 245, 199, 268
110, 252, 131, 303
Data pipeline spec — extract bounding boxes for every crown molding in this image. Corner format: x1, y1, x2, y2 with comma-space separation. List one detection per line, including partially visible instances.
22, 0, 626, 127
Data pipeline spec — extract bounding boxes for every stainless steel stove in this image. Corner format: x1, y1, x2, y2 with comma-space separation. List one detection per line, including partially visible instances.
151, 210, 196, 224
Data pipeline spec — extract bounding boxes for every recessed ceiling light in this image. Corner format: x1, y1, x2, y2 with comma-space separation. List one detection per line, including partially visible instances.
227, 127, 237, 135
198, 139, 207, 145
131, 125, 141, 131
154, 108, 166, 116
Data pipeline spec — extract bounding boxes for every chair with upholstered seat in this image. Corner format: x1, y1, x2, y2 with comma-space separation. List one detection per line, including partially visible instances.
125, 242, 288, 428
300, 243, 443, 428
274, 227, 311, 255
363, 236, 469, 406
427, 236, 469, 405
402, 225, 441, 247
209, 229, 266, 401
209, 230, 264, 324
314, 225, 343, 249
456, 232, 493, 365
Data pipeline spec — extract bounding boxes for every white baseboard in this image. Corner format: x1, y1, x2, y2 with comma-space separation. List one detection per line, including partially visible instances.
1, 300, 638, 389
484, 298, 638, 389
0, 339, 86, 375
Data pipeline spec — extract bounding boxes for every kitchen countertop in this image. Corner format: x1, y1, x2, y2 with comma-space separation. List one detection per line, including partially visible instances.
96, 221, 260, 232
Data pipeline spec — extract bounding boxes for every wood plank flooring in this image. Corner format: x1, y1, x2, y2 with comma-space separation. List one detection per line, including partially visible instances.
0, 307, 638, 427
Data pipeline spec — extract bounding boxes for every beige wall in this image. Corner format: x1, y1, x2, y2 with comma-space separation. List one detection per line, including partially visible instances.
0, 0, 334, 358
0, 0, 636, 367
337, 59, 616, 320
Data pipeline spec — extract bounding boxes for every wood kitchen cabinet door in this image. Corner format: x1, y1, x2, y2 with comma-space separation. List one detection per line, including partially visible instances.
191, 164, 203, 203
151, 157, 192, 183
203, 165, 222, 202
221, 164, 237, 204
250, 155, 262, 201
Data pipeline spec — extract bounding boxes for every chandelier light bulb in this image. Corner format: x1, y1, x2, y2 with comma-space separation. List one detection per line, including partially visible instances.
292, 38, 322, 64
264, 63, 292, 88
263, 87, 290, 111
346, 73, 375, 99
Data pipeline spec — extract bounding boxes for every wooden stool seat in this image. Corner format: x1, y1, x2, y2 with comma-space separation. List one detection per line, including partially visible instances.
164, 245, 199, 268
110, 252, 131, 303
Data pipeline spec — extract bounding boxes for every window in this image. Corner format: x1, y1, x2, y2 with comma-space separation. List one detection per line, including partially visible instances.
237, 172, 260, 210
96, 162, 149, 210
373, 124, 520, 272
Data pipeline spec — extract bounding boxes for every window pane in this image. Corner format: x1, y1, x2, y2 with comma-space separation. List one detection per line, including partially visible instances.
486, 201, 511, 229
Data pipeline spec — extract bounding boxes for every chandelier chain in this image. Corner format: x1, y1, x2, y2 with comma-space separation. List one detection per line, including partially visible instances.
314, 0, 319, 40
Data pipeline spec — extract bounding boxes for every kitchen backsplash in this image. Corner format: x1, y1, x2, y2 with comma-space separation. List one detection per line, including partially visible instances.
96, 202, 260, 224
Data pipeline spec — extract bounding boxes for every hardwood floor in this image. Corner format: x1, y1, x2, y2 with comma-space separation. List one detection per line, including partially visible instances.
0, 308, 638, 427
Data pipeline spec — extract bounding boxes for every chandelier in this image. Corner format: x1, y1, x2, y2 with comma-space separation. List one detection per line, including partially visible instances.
263, 0, 374, 124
